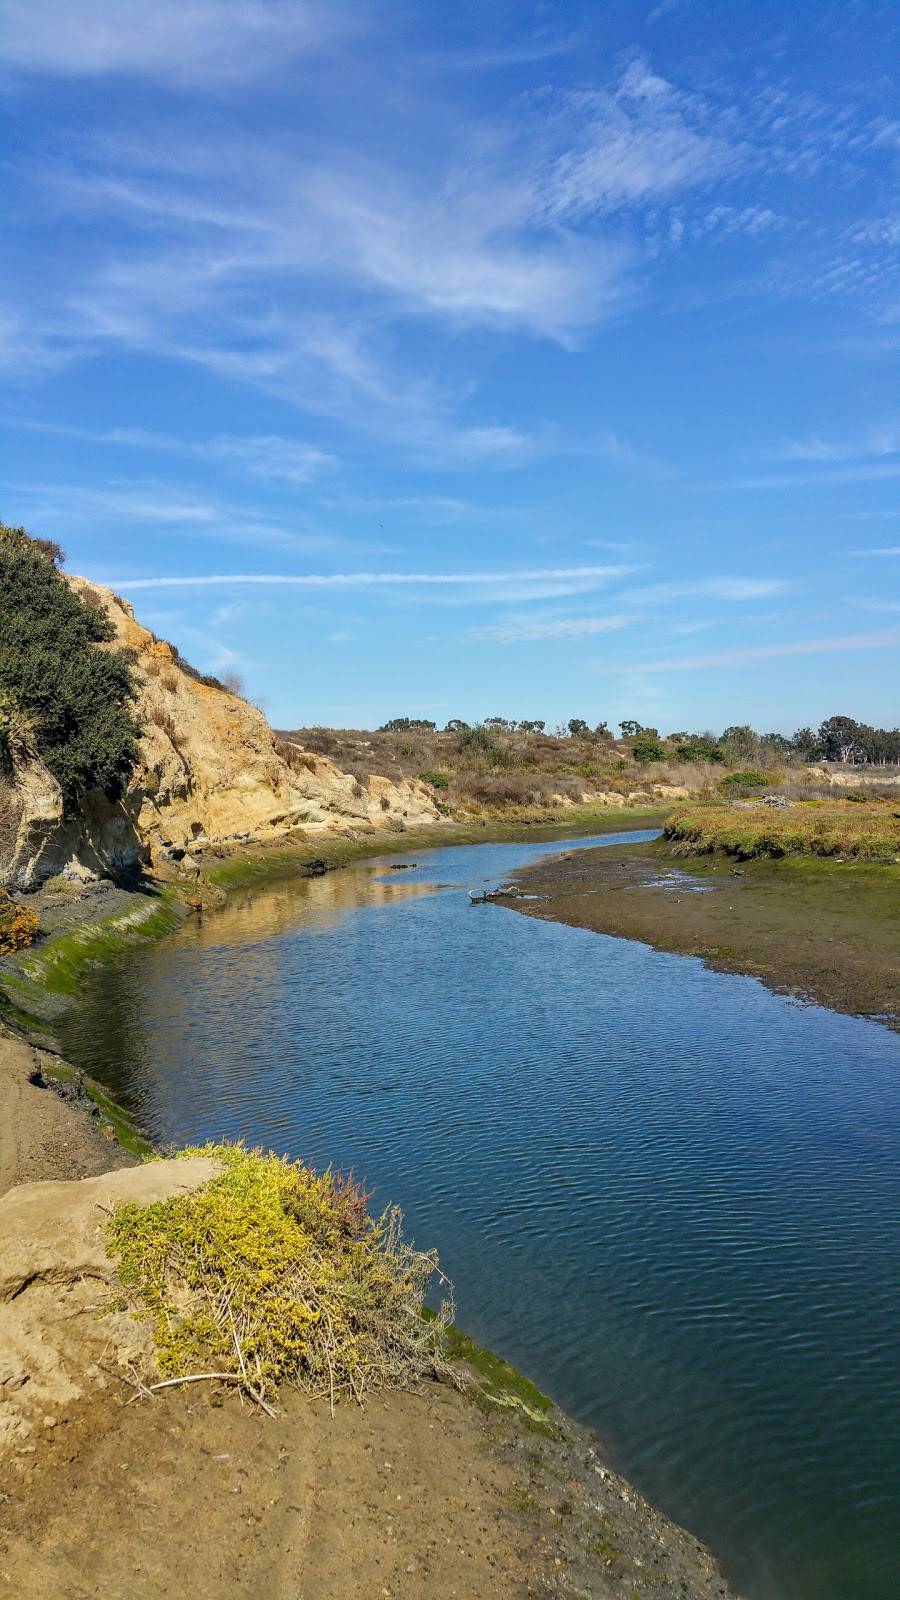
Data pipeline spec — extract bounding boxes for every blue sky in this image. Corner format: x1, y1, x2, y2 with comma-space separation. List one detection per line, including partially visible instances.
2, 0, 899, 733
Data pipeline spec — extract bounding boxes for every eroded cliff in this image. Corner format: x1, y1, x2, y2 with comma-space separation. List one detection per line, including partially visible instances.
0, 577, 438, 889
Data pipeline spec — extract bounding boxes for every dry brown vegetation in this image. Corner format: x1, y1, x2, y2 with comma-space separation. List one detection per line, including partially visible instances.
277, 723, 900, 821
281, 724, 688, 813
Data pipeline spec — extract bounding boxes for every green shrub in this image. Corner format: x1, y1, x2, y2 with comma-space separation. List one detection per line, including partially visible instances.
720, 769, 775, 792
633, 737, 665, 763
418, 770, 449, 789
674, 739, 723, 763
0, 524, 139, 813
108, 1144, 453, 1406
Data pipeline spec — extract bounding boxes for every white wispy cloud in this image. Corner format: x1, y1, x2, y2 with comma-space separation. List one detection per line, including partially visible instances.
0, 0, 349, 84
472, 614, 633, 643
1, 479, 338, 552
628, 628, 900, 673
622, 577, 787, 604
537, 60, 745, 222
849, 546, 900, 556
707, 464, 900, 489
108, 564, 637, 592
0, 50, 799, 451
8, 418, 337, 484
779, 425, 900, 463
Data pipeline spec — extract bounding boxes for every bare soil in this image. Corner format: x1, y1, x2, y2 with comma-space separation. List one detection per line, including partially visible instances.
0, 1375, 735, 1600
502, 839, 900, 1029
0, 1028, 135, 1197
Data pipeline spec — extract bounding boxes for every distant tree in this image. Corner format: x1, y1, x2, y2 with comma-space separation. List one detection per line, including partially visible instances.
484, 716, 513, 732
567, 717, 590, 738
378, 717, 437, 733
444, 719, 469, 733
817, 715, 864, 764
791, 727, 821, 761
517, 719, 546, 734
593, 720, 612, 739
720, 724, 758, 762
619, 719, 642, 738
870, 726, 900, 765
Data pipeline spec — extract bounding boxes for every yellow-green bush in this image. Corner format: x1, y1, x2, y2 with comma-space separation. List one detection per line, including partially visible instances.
0, 893, 40, 954
665, 803, 900, 862
107, 1144, 453, 1406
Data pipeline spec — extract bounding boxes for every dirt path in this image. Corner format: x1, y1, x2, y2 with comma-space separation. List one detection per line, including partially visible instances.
0, 1382, 535, 1600
501, 839, 900, 1028
0, 1375, 736, 1600
0, 1029, 134, 1197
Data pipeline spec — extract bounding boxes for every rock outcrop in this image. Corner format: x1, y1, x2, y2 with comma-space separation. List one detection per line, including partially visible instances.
0, 578, 438, 889
0, 1155, 222, 1448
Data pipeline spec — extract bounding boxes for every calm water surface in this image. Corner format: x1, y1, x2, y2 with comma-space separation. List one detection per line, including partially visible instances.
59, 831, 900, 1600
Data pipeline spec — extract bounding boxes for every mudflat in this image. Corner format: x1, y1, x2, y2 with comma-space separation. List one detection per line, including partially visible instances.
502, 839, 900, 1029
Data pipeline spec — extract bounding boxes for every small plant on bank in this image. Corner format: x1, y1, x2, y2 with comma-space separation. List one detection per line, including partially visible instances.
0, 893, 40, 955
107, 1143, 454, 1408
418, 770, 449, 789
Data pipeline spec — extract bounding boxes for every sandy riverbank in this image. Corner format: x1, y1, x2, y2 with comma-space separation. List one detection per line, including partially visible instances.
501, 837, 900, 1029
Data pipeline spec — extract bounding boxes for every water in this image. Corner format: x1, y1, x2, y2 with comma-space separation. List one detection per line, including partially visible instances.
58, 832, 900, 1600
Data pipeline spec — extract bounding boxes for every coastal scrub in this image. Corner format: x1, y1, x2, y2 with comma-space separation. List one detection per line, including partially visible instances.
107, 1143, 453, 1407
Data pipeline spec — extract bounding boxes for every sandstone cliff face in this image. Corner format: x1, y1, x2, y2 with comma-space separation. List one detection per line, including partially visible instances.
0, 579, 438, 889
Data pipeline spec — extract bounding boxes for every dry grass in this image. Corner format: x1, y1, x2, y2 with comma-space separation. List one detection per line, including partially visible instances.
665, 801, 900, 862
280, 726, 722, 815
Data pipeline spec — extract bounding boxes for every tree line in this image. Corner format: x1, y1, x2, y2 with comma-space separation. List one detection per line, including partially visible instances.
376, 715, 900, 766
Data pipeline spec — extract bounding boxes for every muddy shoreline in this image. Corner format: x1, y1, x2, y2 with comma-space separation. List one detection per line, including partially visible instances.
502, 837, 900, 1030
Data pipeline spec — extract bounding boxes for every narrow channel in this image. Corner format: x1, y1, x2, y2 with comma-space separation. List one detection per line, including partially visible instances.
58, 831, 900, 1600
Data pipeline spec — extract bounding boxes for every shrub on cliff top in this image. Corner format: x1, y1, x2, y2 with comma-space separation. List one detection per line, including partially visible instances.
0, 523, 139, 813
107, 1143, 454, 1407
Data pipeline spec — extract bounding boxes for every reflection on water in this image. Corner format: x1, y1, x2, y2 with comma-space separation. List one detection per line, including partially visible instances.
59, 830, 900, 1600
190, 866, 444, 947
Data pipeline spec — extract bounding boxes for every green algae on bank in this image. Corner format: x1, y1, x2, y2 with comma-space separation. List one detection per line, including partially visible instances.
38, 1051, 153, 1157
0, 887, 185, 1025
438, 1316, 556, 1434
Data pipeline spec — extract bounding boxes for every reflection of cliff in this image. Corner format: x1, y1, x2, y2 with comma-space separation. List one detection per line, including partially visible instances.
173, 871, 444, 951
1, 578, 438, 889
